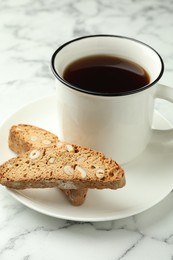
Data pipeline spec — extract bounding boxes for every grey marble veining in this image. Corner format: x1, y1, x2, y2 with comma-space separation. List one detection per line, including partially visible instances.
0, 0, 173, 123
0, 0, 173, 259
0, 189, 173, 259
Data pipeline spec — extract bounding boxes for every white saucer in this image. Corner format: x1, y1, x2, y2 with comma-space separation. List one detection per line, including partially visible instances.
0, 95, 173, 222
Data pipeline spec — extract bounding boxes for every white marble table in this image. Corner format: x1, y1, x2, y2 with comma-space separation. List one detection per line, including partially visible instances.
0, 0, 173, 259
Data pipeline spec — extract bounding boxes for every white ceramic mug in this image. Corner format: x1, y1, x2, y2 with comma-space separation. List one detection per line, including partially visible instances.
51, 35, 173, 164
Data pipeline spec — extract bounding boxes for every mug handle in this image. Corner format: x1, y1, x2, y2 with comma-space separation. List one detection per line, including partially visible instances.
152, 84, 173, 143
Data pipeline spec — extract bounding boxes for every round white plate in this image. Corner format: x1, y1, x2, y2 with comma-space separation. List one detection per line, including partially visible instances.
0, 95, 173, 222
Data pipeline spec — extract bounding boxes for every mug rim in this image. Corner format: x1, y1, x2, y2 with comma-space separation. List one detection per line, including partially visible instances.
51, 34, 164, 97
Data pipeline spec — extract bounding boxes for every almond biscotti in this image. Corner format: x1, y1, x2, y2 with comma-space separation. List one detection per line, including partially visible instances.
62, 188, 88, 206
8, 124, 88, 206
9, 124, 59, 154
0, 143, 125, 190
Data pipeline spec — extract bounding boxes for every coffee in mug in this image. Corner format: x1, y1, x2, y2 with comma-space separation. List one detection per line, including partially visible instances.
51, 35, 173, 164
63, 55, 150, 95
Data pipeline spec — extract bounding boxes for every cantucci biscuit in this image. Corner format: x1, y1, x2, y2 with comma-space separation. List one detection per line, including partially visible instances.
9, 124, 58, 154
8, 124, 87, 206
0, 144, 125, 190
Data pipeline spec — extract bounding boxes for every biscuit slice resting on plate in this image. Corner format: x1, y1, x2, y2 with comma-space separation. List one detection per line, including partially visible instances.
0, 143, 125, 190
8, 124, 87, 206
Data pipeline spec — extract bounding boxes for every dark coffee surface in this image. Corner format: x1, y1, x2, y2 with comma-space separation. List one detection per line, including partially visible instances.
63, 55, 150, 95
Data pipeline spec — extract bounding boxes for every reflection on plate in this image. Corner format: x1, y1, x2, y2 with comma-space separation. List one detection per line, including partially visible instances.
0, 95, 173, 222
